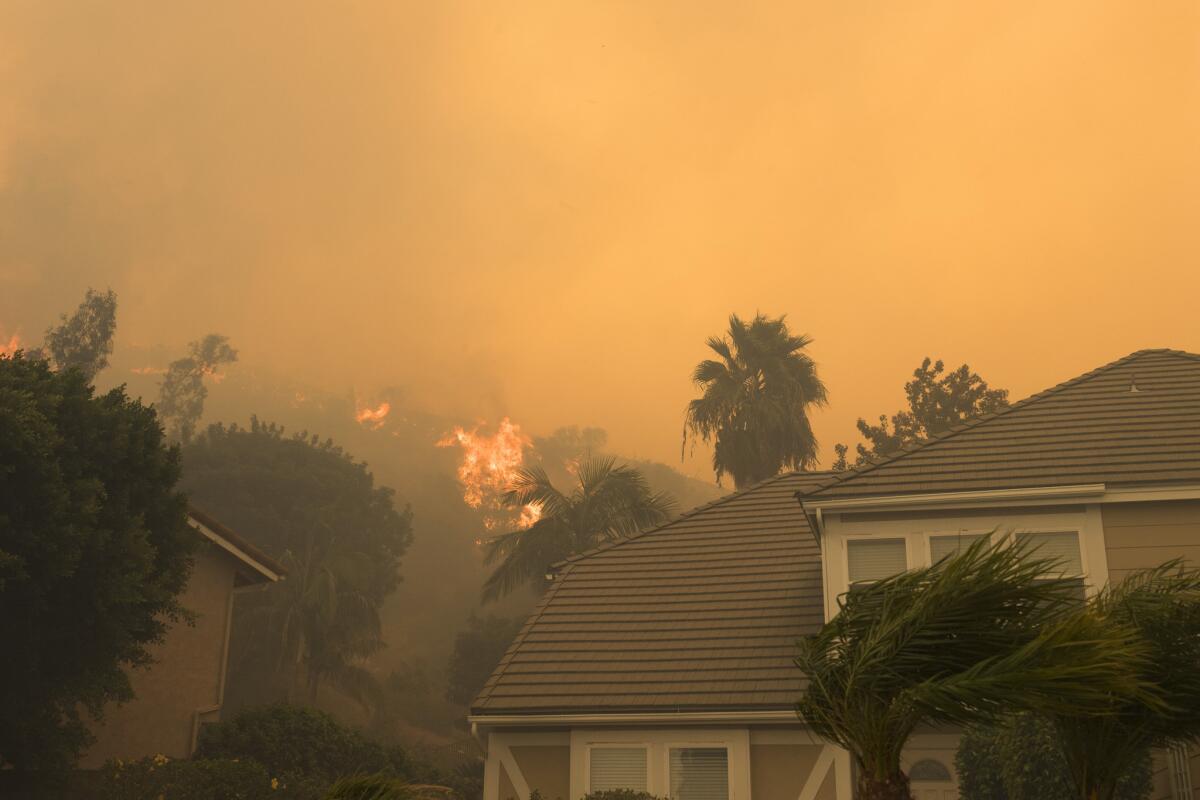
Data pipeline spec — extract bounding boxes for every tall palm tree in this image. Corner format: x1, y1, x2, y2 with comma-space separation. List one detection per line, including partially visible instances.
683, 313, 828, 488
794, 537, 1158, 800
481, 456, 676, 602
1053, 562, 1200, 800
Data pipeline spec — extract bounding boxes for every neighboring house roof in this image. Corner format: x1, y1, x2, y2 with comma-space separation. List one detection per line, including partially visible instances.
188, 506, 286, 584
470, 471, 833, 716
805, 349, 1200, 501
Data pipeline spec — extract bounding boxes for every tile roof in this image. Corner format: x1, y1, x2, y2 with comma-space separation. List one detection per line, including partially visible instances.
805, 349, 1200, 501
470, 471, 832, 715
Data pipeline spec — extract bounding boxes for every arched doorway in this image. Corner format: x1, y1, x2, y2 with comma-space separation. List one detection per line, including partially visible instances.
909, 758, 958, 800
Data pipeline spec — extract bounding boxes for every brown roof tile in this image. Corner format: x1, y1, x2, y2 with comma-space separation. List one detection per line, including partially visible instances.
806, 350, 1200, 501
470, 471, 831, 715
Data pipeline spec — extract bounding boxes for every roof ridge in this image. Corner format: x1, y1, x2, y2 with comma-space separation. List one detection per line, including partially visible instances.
803, 349, 1174, 498
470, 561, 577, 712
551, 469, 835, 569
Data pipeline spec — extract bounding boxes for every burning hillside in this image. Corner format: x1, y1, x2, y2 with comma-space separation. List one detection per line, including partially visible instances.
438, 417, 541, 530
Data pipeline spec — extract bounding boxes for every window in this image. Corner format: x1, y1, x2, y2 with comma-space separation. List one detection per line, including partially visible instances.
669, 747, 729, 800
908, 758, 953, 782
929, 532, 988, 563
1015, 531, 1083, 575
589, 747, 648, 792
847, 538, 907, 584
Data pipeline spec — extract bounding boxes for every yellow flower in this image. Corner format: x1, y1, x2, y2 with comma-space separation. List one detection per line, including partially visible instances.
271, 778, 280, 790
153, 753, 169, 765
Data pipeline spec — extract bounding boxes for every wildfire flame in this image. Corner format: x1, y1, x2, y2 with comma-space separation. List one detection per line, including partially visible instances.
355, 400, 391, 429
437, 417, 542, 529
0, 330, 22, 357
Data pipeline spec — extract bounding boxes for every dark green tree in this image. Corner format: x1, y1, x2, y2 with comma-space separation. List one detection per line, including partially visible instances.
833, 358, 1008, 470
0, 353, 194, 773
158, 334, 238, 443
794, 538, 1156, 800
180, 419, 413, 707
481, 456, 675, 601
444, 614, 523, 705
683, 313, 827, 487
41, 287, 118, 379
1051, 562, 1200, 800
957, 713, 1151, 800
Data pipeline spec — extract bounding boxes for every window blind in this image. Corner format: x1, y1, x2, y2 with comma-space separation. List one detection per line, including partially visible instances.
930, 533, 988, 563
1015, 532, 1083, 576
847, 538, 907, 583
669, 747, 729, 800
589, 747, 648, 792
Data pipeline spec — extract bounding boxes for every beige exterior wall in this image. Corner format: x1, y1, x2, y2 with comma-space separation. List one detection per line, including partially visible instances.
1102, 500, 1200, 583
80, 543, 239, 768
749, 743, 834, 800
484, 727, 855, 800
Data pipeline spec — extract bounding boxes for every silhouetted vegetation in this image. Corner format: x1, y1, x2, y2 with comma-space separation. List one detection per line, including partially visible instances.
481, 456, 675, 601
40, 287, 118, 379
157, 333, 239, 443
181, 419, 413, 708
0, 353, 194, 774
833, 357, 1008, 469
444, 615, 523, 706
684, 313, 827, 487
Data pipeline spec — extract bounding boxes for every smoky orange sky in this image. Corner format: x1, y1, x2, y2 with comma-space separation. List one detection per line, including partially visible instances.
1, 1, 1197, 480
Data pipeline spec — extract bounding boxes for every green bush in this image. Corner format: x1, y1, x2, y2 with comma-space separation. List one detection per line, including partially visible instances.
957, 714, 1151, 800
99, 755, 272, 800
195, 705, 409, 788
324, 773, 455, 800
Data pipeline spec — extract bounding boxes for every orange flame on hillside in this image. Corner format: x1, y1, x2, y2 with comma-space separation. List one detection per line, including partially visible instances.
437, 417, 542, 529
0, 330, 22, 357
355, 400, 391, 429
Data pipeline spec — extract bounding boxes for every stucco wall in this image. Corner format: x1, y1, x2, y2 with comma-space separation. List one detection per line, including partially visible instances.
749, 743, 834, 800
80, 543, 238, 768
1103, 500, 1200, 583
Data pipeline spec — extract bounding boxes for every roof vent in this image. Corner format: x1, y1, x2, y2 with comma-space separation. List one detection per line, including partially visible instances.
1128, 375, 1142, 393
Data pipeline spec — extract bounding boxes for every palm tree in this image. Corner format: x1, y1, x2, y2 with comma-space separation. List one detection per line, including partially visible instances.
1053, 562, 1200, 800
481, 456, 676, 602
794, 537, 1157, 800
238, 528, 384, 708
683, 313, 828, 488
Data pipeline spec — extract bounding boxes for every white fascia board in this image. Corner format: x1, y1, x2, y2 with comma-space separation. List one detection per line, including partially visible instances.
189, 519, 283, 583
1100, 485, 1200, 504
803, 484, 1108, 515
469, 709, 800, 731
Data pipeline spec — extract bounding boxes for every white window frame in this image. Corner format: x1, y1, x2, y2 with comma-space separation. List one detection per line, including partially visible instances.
820, 505, 1109, 622
570, 729, 751, 800
1009, 528, 1088, 579
843, 534, 911, 588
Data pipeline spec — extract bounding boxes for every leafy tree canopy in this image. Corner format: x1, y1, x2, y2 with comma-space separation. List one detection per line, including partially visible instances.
444, 614, 523, 706
0, 353, 193, 773
481, 456, 675, 601
957, 713, 1150, 800
684, 313, 827, 487
833, 358, 1008, 470
180, 419, 413, 706
41, 287, 118, 379
158, 333, 238, 443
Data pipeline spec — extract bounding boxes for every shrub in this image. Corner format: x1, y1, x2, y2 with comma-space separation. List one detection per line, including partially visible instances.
324, 773, 455, 800
195, 705, 409, 787
99, 755, 271, 800
957, 713, 1152, 800
580, 792, 670, 800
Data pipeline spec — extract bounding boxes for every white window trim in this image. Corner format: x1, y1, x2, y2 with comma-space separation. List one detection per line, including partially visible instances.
843, 535, 910, 587
570, 729, 751, 800
821, 505, 1109, 621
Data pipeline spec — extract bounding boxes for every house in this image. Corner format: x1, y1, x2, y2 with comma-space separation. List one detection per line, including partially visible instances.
79, 508, 285, 768
470, 349, 1200, 800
